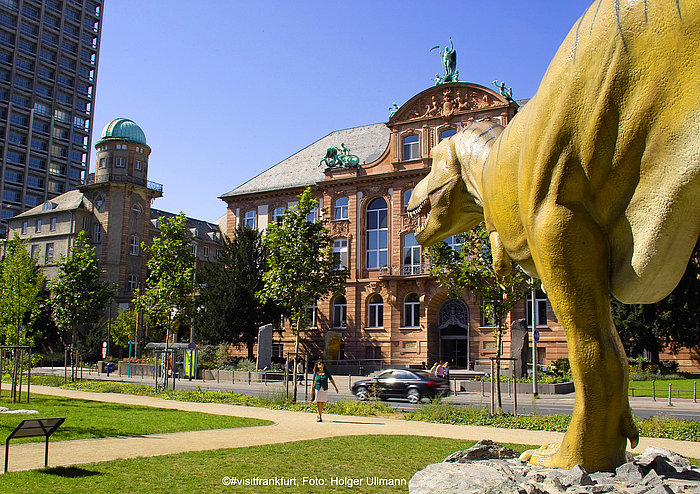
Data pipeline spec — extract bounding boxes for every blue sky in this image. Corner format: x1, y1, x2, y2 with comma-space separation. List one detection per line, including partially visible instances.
91, 1, 593, 222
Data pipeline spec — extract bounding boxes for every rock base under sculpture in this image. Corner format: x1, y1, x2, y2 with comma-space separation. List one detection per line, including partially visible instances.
409, 441, 700, 494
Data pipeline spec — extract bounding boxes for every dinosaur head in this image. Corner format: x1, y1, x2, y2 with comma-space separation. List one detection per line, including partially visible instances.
407, 134, 484, 246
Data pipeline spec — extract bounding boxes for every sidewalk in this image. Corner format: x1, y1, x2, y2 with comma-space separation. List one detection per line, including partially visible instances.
1, 385, 698, 473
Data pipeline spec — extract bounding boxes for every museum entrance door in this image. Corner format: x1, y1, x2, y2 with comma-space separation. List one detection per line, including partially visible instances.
438, 299, 470, 368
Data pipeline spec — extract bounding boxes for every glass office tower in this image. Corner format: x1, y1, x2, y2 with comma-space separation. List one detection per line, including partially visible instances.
0, 0, 102, 235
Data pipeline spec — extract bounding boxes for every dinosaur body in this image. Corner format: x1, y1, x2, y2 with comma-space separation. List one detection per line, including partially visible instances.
408, 0, 700, 471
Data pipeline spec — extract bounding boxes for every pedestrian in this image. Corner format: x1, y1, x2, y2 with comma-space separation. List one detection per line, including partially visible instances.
296, 359, 304, 383
443, 361, 450, 379
429, 362, 439, 376
435, 362, 445, 378
311, 359, 338, 422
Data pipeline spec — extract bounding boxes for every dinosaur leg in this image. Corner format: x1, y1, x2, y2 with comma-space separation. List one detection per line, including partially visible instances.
522, 206, 638, 472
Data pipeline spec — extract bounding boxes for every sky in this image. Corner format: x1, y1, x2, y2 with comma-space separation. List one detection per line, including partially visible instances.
91, 1, 593, 222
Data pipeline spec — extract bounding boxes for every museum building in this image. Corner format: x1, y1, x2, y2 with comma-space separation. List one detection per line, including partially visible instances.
220, 81, 570, 369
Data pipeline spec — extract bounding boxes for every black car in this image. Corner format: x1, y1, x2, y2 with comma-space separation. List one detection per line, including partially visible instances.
351, 369, 450, 404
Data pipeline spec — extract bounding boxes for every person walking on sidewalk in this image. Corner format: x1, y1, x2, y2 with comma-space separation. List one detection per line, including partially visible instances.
311, 359, 338, 422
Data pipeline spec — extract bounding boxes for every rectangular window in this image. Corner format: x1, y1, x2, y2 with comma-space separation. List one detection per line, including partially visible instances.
203, 245, 209, 257
135, 160, 142, 170
30, 244, 39, 258
4, 170, 21, 184
333, 238, 348, 270
50, 217, 56, 231
27, 175, 44, 188
25, 194, 41, 207
36, 219, 42, 233
243, 210, 256, 228
21, 221, 27, 234
130, 235, 139, 255
526, 290, 549, 327
403, 134, 420, 161
45, 243, 54, 263
93, 223, 101, 243
115, 157, 125, 167
2, 189, 19, 203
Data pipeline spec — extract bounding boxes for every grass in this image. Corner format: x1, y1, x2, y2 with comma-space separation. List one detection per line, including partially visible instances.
0, 393, 271, 443
628, 378, 699, 398
0, 435, 533, 493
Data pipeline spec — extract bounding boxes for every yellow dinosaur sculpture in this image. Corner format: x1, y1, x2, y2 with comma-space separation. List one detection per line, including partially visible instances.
408, 0, 700, 472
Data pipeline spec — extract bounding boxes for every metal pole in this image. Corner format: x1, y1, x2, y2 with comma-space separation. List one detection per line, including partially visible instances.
652, 379, 656, 401
128, 341, 132, 378
490, 359, 495, 415
668, 383, 672, 406
531, 279, 538, 397
512, 363, 517, 417
694, 381, 697, 404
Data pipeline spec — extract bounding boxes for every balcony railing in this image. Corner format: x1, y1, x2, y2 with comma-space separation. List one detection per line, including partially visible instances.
84, 173, 163, 194
378, 263, 429, 277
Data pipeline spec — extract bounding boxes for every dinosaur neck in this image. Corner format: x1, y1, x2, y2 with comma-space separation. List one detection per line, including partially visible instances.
454, 120, 505, 209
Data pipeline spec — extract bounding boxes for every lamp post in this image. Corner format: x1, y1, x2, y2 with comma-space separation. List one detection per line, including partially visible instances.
531, 278, 538, 397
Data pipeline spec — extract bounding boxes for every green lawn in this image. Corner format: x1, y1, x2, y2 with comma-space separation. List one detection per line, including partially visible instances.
629, 378, 699, 399
0, 394, 271, 443
0, 435, 528, 493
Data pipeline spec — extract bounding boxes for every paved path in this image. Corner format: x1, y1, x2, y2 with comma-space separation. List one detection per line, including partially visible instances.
1, 385, 698, 473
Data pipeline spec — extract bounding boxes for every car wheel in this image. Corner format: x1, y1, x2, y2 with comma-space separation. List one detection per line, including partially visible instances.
407, 389, 421, 404
356, 386, 368, 401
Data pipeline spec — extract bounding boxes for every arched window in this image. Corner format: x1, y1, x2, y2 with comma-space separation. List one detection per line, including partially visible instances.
271, 207, 284, 223
403, 293, 420, 327
333, 296, 347, 329
368, 294, 383, 328
403, 233, 421, 275
129, 235, 139, 256
403, 189, 413, 213
334, 196, 348, 220
440, 128, 457, 141
304, 301, 317, 328
333, 238, 348, 270
243, 210, 256, 228
366, 198, 388, 269
403, 134, 420, 161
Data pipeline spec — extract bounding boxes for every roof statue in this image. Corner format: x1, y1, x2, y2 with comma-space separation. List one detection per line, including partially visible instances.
388, 102, 400, 118
320, 143, 360, 170
492, 80, 515, 104
431, 38, 458, 85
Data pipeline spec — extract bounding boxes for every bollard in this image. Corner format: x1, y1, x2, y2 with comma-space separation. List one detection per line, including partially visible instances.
248, 371, 251, 385
668, 383, 672, 406
481, 380, 485, 397
217, 370, 220, 383
348, 373, 351, 391
232, 371, 235, 384
652, 379, 655, 401
694, 381, 697, 404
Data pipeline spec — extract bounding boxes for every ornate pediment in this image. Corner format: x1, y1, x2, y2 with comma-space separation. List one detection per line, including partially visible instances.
389, 83, 508, 124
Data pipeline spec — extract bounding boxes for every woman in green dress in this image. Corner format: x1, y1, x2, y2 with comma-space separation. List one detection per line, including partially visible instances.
311, 359, 338, 422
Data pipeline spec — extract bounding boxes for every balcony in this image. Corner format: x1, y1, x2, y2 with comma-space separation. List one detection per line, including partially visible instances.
378, 263, 429, 278
82, 173, 163, 196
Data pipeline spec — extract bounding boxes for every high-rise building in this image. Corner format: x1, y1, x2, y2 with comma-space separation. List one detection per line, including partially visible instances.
0, 0, 102, 236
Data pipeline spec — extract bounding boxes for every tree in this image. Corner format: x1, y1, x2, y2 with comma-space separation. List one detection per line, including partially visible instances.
0, 235, 45, 346
426, 222, 533, 410
614, 239, 700, 360
259, 187, 348, 401
134, 212, 195, 346
197, 225, 282, 358
0, 235, 45, 401
111, 307, 138, 348
49, 231, 111, 380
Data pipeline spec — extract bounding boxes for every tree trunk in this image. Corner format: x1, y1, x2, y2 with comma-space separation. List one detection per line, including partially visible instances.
292, 316, 300, 402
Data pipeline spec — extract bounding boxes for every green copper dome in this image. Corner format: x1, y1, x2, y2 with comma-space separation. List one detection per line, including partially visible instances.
97, 118, 147, 146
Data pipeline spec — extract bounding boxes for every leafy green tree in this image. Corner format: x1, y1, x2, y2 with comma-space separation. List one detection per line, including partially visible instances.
0, 235, 45, 346
259, 187, 348, 400
197, 225, 282, 358
426, 222, 533, 410
111, 307, 139, 348
134, 212, 195, 345
614, 239, 700, 361
49, 231, 111, 380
